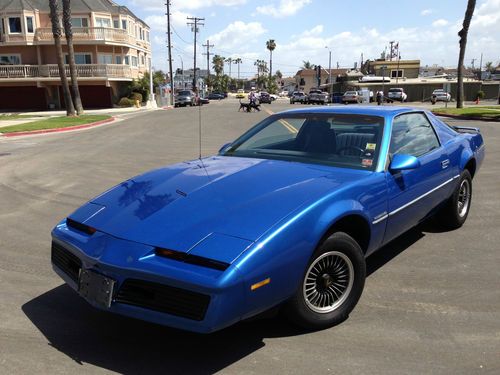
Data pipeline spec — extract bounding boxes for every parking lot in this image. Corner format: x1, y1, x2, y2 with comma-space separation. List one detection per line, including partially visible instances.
0, 100, 499, 374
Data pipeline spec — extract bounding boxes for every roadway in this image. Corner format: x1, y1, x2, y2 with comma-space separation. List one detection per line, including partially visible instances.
0, 100, 498, 374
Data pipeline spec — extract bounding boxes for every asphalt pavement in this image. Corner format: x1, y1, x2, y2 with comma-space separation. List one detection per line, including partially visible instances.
0, 100, 499, 374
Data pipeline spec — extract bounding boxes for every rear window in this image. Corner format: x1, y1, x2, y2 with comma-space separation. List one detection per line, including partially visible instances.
177, 90, 191, 96
389, 88, 402, 92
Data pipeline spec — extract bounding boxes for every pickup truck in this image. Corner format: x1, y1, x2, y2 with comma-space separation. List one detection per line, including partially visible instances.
307, 89, 329, 105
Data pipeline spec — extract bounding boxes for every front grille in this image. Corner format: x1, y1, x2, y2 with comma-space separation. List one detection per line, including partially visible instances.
51, 241, 82, 283
115, 279, 211, 321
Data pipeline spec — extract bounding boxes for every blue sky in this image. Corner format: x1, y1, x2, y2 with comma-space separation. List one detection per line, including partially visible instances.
124, 0, 500, 78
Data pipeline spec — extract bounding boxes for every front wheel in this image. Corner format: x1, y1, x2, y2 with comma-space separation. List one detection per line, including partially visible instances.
438, 170, 472, 229
284, 232, 366, 330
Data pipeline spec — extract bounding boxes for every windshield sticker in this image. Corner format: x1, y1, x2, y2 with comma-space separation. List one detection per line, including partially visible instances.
366, 143, 376, 151
362, 159, 373, 167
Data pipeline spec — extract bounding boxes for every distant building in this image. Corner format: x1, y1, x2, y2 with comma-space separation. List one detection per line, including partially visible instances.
0, 0, 151, 110
173, 69, 208, 90
368, 59, 420, 79
294, 68, 348, 93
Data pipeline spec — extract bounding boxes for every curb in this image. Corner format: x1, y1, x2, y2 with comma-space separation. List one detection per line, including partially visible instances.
0, 116, 116, 137
162, 105, 174, 110
432, 112, 499, 122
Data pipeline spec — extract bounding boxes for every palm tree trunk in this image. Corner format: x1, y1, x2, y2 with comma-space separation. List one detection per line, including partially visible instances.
457, 0, 476, 108
62, 0, 84, 115
49, 0, 75, 116
269, 50, 273, 78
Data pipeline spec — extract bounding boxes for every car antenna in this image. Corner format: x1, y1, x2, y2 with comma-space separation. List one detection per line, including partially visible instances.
197, 92, 211, 181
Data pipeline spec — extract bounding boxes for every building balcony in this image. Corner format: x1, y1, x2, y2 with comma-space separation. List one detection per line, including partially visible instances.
0, 64, 132, 80
33, 27, 149, 47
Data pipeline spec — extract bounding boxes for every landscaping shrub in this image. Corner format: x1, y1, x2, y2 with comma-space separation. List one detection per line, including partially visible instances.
118, 97, 134, 107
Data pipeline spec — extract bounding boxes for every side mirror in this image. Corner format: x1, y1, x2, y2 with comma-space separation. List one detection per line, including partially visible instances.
218, 142, 232, 154
389, 154, 420, 172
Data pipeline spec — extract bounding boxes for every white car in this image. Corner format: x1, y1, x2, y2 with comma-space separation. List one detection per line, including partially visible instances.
387, 88, 408, 102
432, 89, 451, 102
269, 94, 278, 101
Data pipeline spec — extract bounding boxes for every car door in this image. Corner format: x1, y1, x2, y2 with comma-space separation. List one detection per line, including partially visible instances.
383, 112, 454, 244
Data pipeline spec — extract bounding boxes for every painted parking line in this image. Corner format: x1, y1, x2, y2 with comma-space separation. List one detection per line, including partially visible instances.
263, 107, 298, 134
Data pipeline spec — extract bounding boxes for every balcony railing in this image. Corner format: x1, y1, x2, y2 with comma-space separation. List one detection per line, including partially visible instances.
0, 64, 132, 79
34, 27, 147, 45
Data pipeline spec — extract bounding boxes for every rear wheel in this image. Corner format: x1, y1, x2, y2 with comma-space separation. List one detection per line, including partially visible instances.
284, 232, 366, 330
438, 170, 472, 229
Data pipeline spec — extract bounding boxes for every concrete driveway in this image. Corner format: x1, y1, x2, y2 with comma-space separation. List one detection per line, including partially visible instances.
0, 100, 498, 374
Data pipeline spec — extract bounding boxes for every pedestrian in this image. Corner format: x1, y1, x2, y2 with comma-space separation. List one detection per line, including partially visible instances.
376, 91, 382, 105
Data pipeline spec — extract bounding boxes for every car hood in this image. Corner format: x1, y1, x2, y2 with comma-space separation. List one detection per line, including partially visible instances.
69, 156, 368, 253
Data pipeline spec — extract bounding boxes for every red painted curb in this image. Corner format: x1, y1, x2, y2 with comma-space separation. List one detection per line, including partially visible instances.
1, 116, 116, 137
162, 105, 174, 110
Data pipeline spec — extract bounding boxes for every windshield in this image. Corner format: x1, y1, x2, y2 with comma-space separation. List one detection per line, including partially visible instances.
177, 90, 192, 96
389, 89, 401, 93
222, 113, 384, 170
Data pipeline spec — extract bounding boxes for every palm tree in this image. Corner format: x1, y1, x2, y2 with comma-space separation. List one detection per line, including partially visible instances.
225, 57, 232, 77
484, 61, 494, 73
233, 57, 242, 80
49, 0, 75, 115
302, 60, 314, 69
62, 0, 83, 115
457, 0, 476, 108
212, 55, 225, 76
266, 39, 276, 78
254, 60, 268, 89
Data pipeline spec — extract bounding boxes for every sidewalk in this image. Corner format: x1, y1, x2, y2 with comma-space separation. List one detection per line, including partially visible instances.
17, 105, 158, 117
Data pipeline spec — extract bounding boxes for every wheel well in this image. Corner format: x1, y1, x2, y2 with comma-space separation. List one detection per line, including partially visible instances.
324, 215, 371, 254
465, 158, 476, 179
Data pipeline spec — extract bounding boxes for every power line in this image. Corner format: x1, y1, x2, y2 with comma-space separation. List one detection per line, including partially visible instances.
171, 25, 191, 45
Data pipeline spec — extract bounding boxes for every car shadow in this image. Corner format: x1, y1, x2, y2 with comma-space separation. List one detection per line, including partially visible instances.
23, 222, 442, 373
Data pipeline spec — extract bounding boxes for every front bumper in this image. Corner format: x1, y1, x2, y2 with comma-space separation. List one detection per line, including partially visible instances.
51, 224, 246, 333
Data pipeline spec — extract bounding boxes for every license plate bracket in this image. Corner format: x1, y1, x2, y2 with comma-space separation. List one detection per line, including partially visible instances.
78, 269, 115, 309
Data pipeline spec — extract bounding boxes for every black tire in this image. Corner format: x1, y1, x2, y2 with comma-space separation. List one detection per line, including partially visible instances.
438, 170, 472, 229
284, 232, 366, 330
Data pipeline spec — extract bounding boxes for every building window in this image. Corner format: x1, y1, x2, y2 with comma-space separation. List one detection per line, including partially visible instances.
0, 55, 21, 65
146, 31, 150, 42
121, 20, 127, 30
71, 17, 88, 27
65, 53, 92, 64
115, 56, 122, 64
26, 17, 34, 33
8, 17, 22, 33
131, 56, 138, 67
95, 17, 111, 28
113, 19, 119, 28
391, 70, 403, 78
140, 55, 144, 65
124, 56, 130, 65
98, 54, 113, 64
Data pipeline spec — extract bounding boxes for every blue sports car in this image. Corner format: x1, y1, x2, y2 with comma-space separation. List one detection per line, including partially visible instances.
51, 107, 485, 333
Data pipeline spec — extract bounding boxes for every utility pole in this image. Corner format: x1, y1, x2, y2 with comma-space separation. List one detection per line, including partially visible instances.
165, 1, 174, 106
202, 39, 213, 89
389, 41, 395, 61
187, 16, 204, 93
479, 52, 483, 81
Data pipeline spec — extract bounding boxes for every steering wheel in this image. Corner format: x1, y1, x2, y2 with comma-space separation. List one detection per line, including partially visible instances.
337, 145, 365, 156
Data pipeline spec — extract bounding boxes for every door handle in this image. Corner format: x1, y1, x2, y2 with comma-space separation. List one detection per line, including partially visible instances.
441, 159, 450, 169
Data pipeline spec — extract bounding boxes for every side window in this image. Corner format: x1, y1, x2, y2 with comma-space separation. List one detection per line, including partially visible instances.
390, 113, 440, 157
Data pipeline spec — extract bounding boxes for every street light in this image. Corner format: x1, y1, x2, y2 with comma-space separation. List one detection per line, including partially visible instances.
178, 55, 184, 89
325, 46, 332, 101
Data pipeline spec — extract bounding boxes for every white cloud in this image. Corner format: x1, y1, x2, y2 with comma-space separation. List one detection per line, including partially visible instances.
256, 0, 311, 18
302, 25, 324, 36
207, 21, 267, 50
421, 9, 433, 16
471, 0, 500, 28
432, 19, 449, 27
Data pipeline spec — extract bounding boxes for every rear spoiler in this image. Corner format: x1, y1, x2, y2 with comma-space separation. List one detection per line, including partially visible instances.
453, 126, 480, 134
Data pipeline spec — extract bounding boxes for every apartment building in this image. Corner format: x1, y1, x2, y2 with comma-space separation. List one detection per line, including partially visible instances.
0, 0, 151, 110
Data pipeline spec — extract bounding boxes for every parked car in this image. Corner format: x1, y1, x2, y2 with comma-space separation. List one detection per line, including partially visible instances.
174, 90, 195, 107
236, 89, 246, 99
308, 89, 329, 105
269, 93, 278, 101
432, 89, 451, 102
197, 96, 209, 105
279, 90, 289, 97
208, 92, 225, 100
290, 91, 308, 104
259, 92, 273, 104
387, 88, 408, 102
51, 106, 484, 333
342, 91, 362, 104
